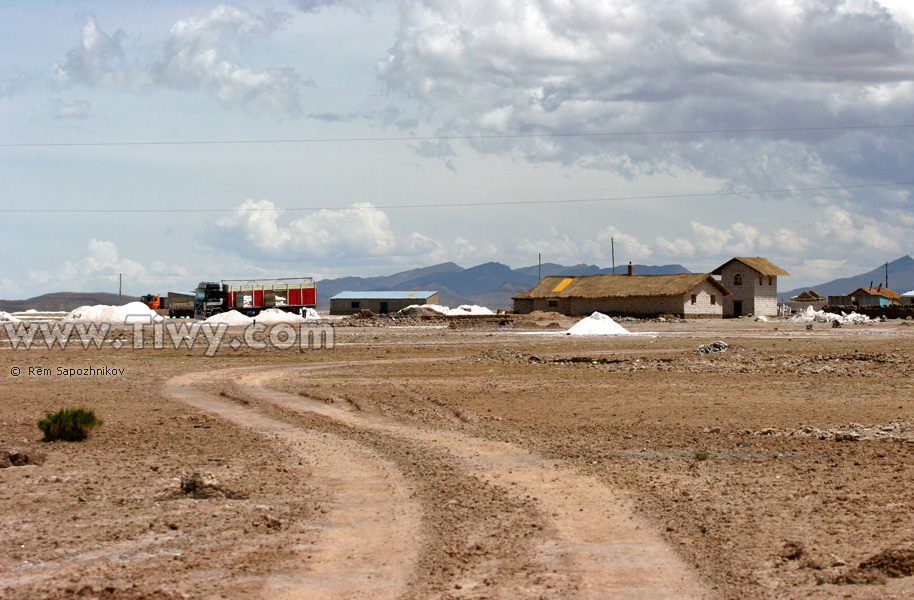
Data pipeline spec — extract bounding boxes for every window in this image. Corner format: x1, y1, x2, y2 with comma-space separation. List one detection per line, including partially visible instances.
690, 294, 697, 305
548, 300, 558, 308
769, 276, 773, 286
733, 273, 743, 286
759, 276, 764, 286
711, 295, 717, 305
351, 301, 360, 309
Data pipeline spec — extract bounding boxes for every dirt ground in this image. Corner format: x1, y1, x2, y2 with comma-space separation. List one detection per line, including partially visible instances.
2, 315, 914, 599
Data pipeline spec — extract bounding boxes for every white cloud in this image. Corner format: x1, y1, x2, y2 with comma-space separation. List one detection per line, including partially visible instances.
654, 220, 810, 260
50, 99, 91, 120
24, 239, 188, 294
52, 7, 306, 116
293, 0, 367, 14
512, 226, 605, 264
210, 199, 445, 261
814, 207, 903, 252
595, 226, 653, 261
153, 5, 305, 115
53, 14, 127, 88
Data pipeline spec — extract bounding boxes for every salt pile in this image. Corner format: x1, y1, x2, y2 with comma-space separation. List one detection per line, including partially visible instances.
254, 308, 305, 323
0, 311, 21, 323
398, 304, 495, 316
64, 302, 164, 324
565, 312, 632, 336
789, 306, 870, 324
450, 305, 495, 315
204, 310, 253, 325
303, 308, 321, 319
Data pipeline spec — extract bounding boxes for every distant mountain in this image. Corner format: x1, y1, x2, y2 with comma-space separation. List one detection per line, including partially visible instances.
781, 255, 914, 300
315, 261, 691, 309
0, 292, 140, 312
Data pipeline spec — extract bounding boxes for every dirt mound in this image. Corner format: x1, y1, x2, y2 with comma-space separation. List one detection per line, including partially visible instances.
822, 544, 914, 584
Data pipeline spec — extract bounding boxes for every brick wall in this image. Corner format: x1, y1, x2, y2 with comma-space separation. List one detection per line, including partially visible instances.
717, 263, 780, 317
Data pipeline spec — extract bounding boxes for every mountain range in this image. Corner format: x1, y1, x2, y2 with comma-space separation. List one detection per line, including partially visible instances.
314, 261, 691, 308
780, 255, 914, 300
3, 256, 911, 312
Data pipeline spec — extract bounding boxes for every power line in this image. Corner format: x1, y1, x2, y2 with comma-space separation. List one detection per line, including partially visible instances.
2, 181, 912, 214
2, 124, 913, 149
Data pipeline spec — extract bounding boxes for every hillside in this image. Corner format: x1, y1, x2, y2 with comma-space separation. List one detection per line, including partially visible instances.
0, 292, 140, 312
316, 261, 690, 309
781, 255, 914, 300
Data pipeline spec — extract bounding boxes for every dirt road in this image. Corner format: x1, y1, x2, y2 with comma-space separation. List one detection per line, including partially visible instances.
168, 362, 712, 599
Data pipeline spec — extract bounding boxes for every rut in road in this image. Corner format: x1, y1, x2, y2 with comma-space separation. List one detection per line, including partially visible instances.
231, 364, 715, 600
165, 373, 422, 600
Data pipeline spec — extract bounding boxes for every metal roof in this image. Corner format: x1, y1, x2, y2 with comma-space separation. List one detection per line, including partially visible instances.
330, 291, 438, 300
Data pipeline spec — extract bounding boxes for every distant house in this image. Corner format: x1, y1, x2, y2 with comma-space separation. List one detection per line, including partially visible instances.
330, 291, 439, 315
902, 290, 914, 306
512, 270, 730, 317
845, 286, 901, 307
712, 257, 789, 317
787, 290, 827, 313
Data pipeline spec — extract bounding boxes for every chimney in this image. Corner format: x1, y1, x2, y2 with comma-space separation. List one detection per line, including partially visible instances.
627, 262, 634, 276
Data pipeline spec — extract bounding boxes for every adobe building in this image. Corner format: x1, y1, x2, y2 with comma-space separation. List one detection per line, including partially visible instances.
712, 257, 789, 317
512, 267, 729, 317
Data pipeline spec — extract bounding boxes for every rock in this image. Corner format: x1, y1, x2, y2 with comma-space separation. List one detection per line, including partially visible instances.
179, 472, 246, 500
780, 541, 805, 560
0, 447, 46, 468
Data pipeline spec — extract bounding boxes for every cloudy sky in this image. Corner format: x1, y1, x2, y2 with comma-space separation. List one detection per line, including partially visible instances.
2, 0, 913, 298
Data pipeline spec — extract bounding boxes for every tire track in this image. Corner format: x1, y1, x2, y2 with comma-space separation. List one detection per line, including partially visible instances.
238, 365, 716, 599
164, 373, 421, 600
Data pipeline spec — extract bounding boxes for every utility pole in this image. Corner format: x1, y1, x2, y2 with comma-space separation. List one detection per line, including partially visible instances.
611, 237, 615, 274
119, 273, 122, 305
538, 253, 541, 281
886, 262, 889, 289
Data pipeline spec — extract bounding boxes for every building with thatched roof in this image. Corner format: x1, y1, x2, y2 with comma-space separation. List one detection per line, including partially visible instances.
786, 289, 827, 313
512, 269, 730, 317
846, 286, 900, 306
712, 257, 789, 317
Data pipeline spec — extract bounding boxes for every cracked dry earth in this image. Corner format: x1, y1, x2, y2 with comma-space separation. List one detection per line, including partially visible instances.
2, 318, 914, 599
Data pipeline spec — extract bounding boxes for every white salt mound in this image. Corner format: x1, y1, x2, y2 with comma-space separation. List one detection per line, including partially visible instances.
398, 303, 495, 316
565, 312, 632, 336
0, 311, 21, 323
204, 310, 253, 325
64, 302, 164, 324
302, 308, 321, 320
254, 308, 305, 323
451, 305, 495, 315
788, 305, 870, 324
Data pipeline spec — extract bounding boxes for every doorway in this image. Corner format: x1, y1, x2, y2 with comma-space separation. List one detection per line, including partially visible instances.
733, 300, 743, 317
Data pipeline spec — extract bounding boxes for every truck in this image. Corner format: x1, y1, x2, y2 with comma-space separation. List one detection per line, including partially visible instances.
193, 278, 316, 320
141, 292, 195, 318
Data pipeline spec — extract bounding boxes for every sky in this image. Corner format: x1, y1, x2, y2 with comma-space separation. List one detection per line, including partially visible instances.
2, 0, 913, 299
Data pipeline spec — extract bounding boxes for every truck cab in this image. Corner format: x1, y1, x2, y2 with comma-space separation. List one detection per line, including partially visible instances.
194, 282, 225, 319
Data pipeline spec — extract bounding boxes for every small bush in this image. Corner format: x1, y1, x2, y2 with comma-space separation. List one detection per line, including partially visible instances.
694, 450, 710, 461
37, 408, 103, 442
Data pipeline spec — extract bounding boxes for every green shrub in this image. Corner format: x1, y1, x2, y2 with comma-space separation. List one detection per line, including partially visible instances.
37, 408, 103, 442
